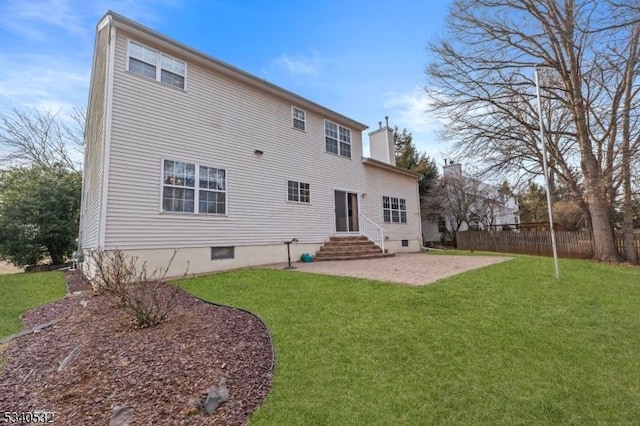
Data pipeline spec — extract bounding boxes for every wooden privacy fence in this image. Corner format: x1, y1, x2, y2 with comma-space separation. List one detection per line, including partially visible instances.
457, 230, 640, 259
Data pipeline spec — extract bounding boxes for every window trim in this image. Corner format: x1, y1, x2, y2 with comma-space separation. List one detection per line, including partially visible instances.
287, 179, 311, 204
437, 216, 447, 233
324, 119, 352, 159
161, 159, 196, 214
127, 40, 187, 90
292, 106, 306, 131
198, 165, 227, 215
160, 158, 227, 215
382, 195, 408, 224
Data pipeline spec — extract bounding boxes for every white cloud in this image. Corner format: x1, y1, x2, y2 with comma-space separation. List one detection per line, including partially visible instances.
0, 53, 90, 112
276, 51, 321, 76
0, 0, 89, 39
0, 1, 183, 113
90, 0, 185, 24
0, 0, 183, 40
377, 86, 453, 162
383, 87, 442, 134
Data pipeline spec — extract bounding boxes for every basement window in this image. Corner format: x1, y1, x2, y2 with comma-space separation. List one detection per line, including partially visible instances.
211, 246, 234, 260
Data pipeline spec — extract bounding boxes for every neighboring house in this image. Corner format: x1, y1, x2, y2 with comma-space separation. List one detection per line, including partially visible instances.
422, 162, 520, 243
79, 11, 422, 277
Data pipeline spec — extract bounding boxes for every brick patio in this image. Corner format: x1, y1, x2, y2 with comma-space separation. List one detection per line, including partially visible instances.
269, 252, 512, 285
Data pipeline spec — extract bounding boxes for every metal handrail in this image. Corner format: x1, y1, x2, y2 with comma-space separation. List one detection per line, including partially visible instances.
358, 214, 386, 252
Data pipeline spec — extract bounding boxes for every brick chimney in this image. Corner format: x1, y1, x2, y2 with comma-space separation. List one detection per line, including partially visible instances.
368, 116, 395, 166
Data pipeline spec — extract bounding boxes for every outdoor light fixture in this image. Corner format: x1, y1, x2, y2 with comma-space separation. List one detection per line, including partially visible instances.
534, 64, 560, 280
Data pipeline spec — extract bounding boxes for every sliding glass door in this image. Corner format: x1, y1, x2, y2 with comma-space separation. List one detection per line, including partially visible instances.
334, 190, 359, 232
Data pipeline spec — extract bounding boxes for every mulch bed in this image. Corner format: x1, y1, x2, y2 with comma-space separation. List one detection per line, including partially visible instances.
0, 271, 273, 425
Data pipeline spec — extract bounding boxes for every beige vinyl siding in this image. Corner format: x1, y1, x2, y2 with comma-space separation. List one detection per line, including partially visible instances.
80, 24, 109, 249
104, 30, 376, 250
362, 166, 422, 244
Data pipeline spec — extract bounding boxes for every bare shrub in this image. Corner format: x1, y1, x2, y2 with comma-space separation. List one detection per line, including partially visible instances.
85, 249, 186, 327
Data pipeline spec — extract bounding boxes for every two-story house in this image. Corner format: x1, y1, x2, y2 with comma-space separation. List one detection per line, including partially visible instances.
79, 11, 422, 276
422, 162, 520, 243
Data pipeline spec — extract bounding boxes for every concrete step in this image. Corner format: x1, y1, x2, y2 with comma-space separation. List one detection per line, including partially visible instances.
315, 235, 390, 261
318, 244, 381, 252
322, 240, 378, 247
329, 236, 368, 242
315, 253, 395, 261
317, 251, 383, 258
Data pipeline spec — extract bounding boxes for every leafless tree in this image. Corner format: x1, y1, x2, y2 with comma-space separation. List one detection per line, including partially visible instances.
0, 106, 85, 172
477, 192, 504, 230
553, 200, 589, 231
617, 25, 640, 263
427, 0, 640, 262
442, 172, 485, 244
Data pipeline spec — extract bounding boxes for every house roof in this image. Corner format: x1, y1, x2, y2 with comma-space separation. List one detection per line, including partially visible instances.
101, 11, 369, 132
361, 157, 422, 179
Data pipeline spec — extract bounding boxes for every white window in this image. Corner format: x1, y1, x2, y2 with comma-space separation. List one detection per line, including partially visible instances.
162, 160, 226, 214
160, 54, 186, 89
438, 216, 447, 233
324, 120, 351, 158
292, 107, 306, 131
162, 160, 195, 213
287, 180, 310, 203
198, 166, 226, 214
383, 196, 407, 223
128, 41, 186, 89
129, 42, 157, 80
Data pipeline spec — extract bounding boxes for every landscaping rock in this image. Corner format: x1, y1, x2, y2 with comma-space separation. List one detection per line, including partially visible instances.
109, 406, 133, 426
203, 378, 229, 414
183, 397, 202, 416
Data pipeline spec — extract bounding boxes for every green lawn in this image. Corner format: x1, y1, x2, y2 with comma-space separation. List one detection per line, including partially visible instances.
0, 271, 67, 338
176, 256, 640, 425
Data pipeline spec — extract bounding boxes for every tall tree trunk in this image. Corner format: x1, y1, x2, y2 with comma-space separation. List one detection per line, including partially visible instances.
621, 26, 640, 264
562, 0, 621, 262
586, 181, 620, 261
47, 244, 65, 266
622, 178, 637, 264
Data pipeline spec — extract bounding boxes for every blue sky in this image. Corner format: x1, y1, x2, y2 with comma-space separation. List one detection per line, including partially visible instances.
0, 0, 452, 160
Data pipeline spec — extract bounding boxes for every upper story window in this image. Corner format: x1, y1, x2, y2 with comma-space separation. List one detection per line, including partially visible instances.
287, 180, 310, 203
128, 41, 186, 89
162, 160, 225, 214
383, 196, 407, 224
160, 54, 185, 88
292, 107, 306, 131
324, 120, 351, 158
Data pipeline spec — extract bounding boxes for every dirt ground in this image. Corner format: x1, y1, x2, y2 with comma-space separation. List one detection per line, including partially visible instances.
0, 260, 21, 274
0, 271, 273, 425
